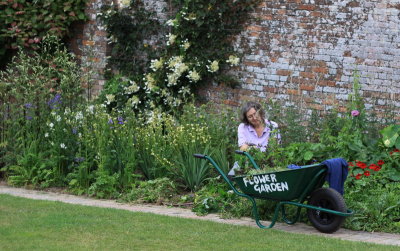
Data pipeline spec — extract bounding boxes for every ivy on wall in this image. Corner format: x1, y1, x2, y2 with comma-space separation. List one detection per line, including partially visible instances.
98, 0, 162, 77
99, 0, 261, 115
0, 0, 87, 68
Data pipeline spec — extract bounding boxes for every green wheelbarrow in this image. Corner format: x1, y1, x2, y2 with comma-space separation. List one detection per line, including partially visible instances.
193, 150, 353, 233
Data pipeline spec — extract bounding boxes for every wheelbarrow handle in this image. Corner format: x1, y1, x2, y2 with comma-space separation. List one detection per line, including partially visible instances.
193, 153, 206, 159
235, 150, 245, 155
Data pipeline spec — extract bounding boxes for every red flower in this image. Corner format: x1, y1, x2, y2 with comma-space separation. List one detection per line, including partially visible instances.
390, 149, 399, 155
364, 171, 370, 177
355, 173, 362, 180
369, 164, 379, 171
356, 161, 367, 169
375, 167, 381, 171
348, 162, 354, 167
377, 160, 385, 166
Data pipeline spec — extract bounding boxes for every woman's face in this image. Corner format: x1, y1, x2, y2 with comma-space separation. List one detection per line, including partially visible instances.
246, 108, 262, 127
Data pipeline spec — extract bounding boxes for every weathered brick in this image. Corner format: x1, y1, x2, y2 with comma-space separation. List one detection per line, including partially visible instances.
66, 0, 400, 122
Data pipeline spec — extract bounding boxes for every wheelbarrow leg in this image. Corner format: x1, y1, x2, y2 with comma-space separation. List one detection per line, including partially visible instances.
247, 196, 282, 229
280, 204, 302, 225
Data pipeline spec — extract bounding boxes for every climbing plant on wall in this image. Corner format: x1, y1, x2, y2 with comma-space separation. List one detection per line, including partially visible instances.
99, 0, 261, 115
98, 0, 162, 77
0, 0, 87, 68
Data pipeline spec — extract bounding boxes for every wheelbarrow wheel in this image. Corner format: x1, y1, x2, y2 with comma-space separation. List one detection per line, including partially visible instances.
307, 188, 346, 233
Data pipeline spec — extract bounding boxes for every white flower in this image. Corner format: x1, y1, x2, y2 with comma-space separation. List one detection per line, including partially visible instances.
227, 55, 240, 66
178, 86, 191, 96
207, 60, 219, 73
183, 42, 190, 50
187, 70, 201, 82
166, 33, 177, 46
168, 56, 183, 69
45, 133, 49, 138
124, 82, 140, 94
60, 143, 66, 149
119, 0, 130, 8
86, 105, 94, 114
167, 73, 179, 86
180, 39, 190, 50
175, 62, 189, 75
166, 19, 178, 27
49, 123, 54, 128
129, 96, 141, 108
56, 115, 61, 122
64, 108, 71, 115
150, 58, 164, 71
75, 111, 83, 120
183, 13, 196, 21
144, 74, 157, 93
106, 94, 115, 105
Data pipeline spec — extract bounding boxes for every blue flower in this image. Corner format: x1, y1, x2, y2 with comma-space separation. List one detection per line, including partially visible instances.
117, 116, 125, 125
24, 103, 33, 109
48, 93, 62, 109
74, 157, 85, 163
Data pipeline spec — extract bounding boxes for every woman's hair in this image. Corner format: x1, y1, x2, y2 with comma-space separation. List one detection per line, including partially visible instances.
240, 101, 266, 125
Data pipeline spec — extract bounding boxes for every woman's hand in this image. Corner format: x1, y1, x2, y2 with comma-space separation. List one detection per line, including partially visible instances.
240, 144, 249, 151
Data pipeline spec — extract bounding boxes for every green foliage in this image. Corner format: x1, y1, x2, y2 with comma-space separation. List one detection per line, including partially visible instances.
98, 0, 260, 114
344, 177, 400, 233
381, 125, 400, 149
0, 36, 84, 184
193, 177, 251, 217
88, 169, 119, 199
122, 177, 178, 204
98, 0, 162, 76
5, 141, 55, 188
0, 0, 87, 67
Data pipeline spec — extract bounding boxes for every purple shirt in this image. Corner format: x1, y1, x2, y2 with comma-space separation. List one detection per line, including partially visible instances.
238, 119, 280, 152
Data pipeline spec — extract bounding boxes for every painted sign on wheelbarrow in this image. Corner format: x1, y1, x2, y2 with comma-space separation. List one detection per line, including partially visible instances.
233, 166, 326, 201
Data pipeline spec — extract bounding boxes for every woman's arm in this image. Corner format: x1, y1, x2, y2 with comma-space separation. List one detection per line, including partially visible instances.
238, 123, 248, 150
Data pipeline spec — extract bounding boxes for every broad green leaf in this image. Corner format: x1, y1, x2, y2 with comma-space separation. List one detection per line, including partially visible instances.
381, 125, 400, 147
303, 151, 313, 161
396, 137, 400, 150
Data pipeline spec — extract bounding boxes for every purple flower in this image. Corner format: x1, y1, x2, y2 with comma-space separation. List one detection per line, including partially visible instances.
351, 110, 360, 117
47, 93, 62, 109
26, 116, 33, 120
74, 157, 85, 163
117, 116, 124, 125
24, 103, 33, 109
72, 128, 78, 134
108, 118, 114, 124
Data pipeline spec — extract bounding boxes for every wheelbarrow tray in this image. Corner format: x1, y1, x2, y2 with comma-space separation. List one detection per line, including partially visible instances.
233, 164, 327, 201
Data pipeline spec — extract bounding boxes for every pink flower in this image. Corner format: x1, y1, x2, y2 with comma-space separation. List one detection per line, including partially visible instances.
351, 110, 360, 116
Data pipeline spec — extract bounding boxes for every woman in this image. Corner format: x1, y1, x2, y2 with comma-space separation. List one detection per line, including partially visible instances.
238, 101, 280, 152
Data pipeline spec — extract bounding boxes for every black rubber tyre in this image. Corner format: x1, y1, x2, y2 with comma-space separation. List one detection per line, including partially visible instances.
307, 188, 346, 233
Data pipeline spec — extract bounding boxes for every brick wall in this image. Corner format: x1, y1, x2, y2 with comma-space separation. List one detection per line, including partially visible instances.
68, 0, 169, 99
68, 0, 113, 99
199, 0, 400, 120
69, 0, 400, 120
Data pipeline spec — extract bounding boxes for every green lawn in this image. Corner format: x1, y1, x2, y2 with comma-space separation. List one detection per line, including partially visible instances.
0, 194, 397, 251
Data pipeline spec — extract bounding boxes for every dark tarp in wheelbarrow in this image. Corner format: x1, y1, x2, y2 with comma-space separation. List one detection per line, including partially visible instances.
193, 151, 353, 233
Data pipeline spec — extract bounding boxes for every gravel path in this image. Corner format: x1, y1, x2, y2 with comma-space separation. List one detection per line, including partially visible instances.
1, 184, 399, 247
